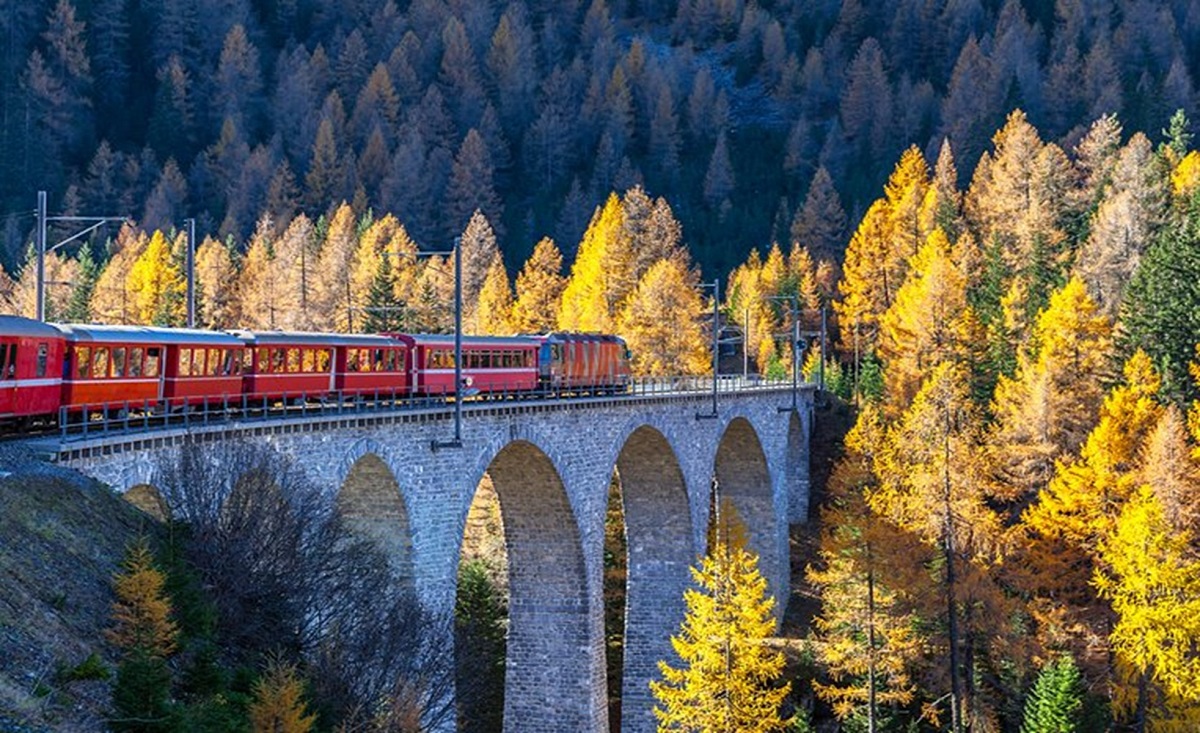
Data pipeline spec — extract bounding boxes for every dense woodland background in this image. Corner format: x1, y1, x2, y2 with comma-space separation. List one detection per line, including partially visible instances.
4, 0, 1200, 276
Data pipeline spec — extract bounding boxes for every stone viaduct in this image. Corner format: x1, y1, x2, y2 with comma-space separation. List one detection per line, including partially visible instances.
40, 384, 814, 733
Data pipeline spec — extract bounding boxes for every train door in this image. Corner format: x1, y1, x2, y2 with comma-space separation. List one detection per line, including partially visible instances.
0, 340, 14, 415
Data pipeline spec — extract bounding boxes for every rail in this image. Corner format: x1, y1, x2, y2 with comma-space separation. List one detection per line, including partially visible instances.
50, 374, 808, 443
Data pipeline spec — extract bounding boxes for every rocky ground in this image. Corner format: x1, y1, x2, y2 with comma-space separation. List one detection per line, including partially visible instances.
0, 447, 153, 732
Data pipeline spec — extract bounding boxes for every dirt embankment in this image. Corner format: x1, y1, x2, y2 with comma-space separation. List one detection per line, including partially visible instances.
0, 448, 155, 732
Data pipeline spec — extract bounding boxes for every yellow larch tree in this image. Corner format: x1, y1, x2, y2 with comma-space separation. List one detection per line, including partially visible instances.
511, 237, 566, 333
310, 203, 358, 332
877, 228, 969, 412
1095, 485, 1200, 732
835, 200, 892, 355
559, 193, 629, 332
1024, 350, 1163, 553
236, 219, 286, 330
271, 214, 319, 331
194, 236, 238, 329
349, 217, 388, 327
724, 249, 771, 373
107, 540, 178, 658
127, 230, 186, 326
473, 258, 513, 335
987, 277, 1113, 505
807, 436, 928, 728
869, 362, 1009, 731
381, 218, 421, 317
650, 504, 790, 732
1019, 351, 1164, 659
1139, 405, 1200, 533
248, 659, 317, 733
882, 145, 930, 266
1170, 150, 1200, 198
13, 248, 81, 321
107, 539, 179, 732
91, 226, 146, 324
616, 258, 708, 376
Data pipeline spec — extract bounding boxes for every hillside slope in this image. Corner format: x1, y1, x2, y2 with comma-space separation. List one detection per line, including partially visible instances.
0, 450, 153, 732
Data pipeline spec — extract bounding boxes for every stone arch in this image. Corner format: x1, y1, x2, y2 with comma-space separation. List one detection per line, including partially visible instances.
713, 415, 783, 613
124, 483, 169, 522
785, 409, 811, 523
611, 424, 694, 733
464, 437, 597, 733
335, 452, 414, 588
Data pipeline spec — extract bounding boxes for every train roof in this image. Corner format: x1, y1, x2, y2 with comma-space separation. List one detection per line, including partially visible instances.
403, 333, 540, 348
55, 323, 244, 346
228, 330, 401, 347
541, 332, 627, 344
0, 314, 66, 339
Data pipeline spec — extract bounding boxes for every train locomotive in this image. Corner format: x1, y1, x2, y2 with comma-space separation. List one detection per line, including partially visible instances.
0, 314, 632, 426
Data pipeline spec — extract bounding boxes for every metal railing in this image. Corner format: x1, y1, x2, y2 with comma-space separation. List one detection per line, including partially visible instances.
52, 374, 805, 443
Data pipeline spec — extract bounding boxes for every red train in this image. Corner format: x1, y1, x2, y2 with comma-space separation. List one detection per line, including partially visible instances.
0, 315, 632, 425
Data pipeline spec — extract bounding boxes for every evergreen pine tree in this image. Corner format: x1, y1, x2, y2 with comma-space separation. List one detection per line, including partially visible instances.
1020, 656, 1086, 733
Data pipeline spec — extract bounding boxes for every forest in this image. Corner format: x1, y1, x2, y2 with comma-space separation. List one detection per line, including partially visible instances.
4, 0, 1200, 276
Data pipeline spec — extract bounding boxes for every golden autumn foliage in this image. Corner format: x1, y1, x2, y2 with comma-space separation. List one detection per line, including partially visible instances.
559, 193, 628, 333
617, 258, 708, 376
126, 230, 186, 326
1096, 486, 1200, 731
474, 258, 513, 335
807, 454, 926, 724
1024, 350, 1162, 551
878, 228, 970, 411
1170, 150, 1200, 197
651, 505, 790, 733
248, 659, 317, 733
988, 277, 1113, 504
511, 237, 566, 333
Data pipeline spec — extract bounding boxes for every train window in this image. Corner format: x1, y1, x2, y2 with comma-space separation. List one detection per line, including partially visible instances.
0, 343, 6, 380
177, 348, 189, 376
302, 350, 315, 372
271, 348, 285, 373
94, 348, 109, 378
145, 348, 161, 377
255, 348, 267, 372
74, 346, 90, 379
347, 349, 361, 372
34, 343, 47, 378
396, 350, 405, 371
208, 349, 222, 376
285, 348, 299, 373
129, 347, 144, 377
385, 350, 396, 371
317, 349, 331, 372
372, 349, 384, 371
193, 348, 207, 376
227, 350, 241, 375
112, 347, 126, 378
6, 344, 14, 378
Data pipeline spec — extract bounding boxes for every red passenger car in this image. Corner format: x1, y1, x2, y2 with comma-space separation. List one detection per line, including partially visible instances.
0, 315, 65, 421
400, 334, 539, 396
537, 333, 631, 392
234, 332, 411, 401
58, 325, 245, 410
